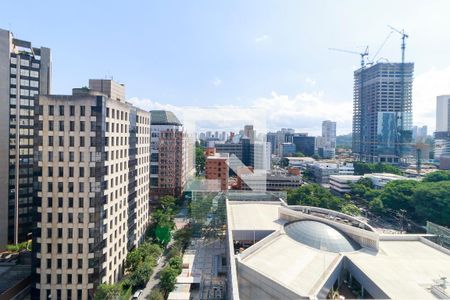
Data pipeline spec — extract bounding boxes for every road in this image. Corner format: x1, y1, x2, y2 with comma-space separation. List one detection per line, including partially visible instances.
141, 254, 167, 298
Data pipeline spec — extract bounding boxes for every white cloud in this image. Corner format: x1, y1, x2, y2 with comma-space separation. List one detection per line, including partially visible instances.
254, 34, 270, 43
305, 77, 316, 87
128, 91, 353, 136
413, 65, 450, 133
212, 77, 222, 86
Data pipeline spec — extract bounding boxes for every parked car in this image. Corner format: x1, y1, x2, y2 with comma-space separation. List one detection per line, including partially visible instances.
132, 290, 143, 299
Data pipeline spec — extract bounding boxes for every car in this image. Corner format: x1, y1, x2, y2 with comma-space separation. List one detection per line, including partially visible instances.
132, 290, 143, 299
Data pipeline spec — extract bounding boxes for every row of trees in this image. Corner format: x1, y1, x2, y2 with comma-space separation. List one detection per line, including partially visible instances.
353, 162, 402, 175
287, 184, 361, 216
94, 195, 179, 300
351, 170, 450, 227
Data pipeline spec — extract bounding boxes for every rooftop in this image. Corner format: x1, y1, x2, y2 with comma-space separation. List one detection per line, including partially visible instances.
150, 110, 182, 125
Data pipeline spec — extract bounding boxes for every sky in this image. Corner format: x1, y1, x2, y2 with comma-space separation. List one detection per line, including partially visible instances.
1, 0, 450, 135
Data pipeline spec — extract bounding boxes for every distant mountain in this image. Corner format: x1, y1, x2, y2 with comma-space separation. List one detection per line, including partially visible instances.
336, 133, 352, 148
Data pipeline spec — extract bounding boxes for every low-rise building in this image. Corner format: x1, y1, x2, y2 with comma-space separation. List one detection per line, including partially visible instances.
236, 170, 302, 192
364, 173, 408, 189
227, 196, 450, 300
329, 175, 362, 195
307, 162, 354, 184
205, 150, 229, 191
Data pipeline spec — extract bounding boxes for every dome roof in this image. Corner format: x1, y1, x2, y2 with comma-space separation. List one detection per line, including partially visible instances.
284, 220, 361, 253
150, 110, 182, 126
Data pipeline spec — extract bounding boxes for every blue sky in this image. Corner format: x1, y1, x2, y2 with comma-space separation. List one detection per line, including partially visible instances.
2, 0, 450, 134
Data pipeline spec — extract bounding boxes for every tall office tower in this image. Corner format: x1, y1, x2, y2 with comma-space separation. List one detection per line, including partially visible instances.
0, 29, 51, 250
32, 80, 151, 299
320, 120, 336, 158
412, 125, 428, 143
352, 63, 414, 164
435, 95, 450, 161
244, 125, 255, 143
150, 110, 193, 200
292, 134, 315, 156
266, 132, 277, 154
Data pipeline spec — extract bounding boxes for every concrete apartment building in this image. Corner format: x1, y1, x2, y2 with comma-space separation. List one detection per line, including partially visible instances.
205, 148, 229, 191
0, 28, 52, 250
353, 63, 414, 164
435, 95, 450, 163
150, 110, 194, 199
32, 80, 150, 299
317, 120, 336, 158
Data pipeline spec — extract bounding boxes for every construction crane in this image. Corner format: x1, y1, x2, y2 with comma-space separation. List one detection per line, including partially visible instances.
368, 30, 394, 64
329, 46, 369, 162
388, 25, 410, 160
329, 46, 369, 68
388, 25, 409, 64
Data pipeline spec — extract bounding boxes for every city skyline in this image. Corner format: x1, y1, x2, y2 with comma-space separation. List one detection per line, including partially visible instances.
1, 1, 450, 134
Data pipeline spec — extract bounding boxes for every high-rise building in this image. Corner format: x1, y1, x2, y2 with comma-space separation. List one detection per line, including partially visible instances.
435, 95, 450, 161
352, 63, 414, 164
319, 120, 336, 158
0, 29, 51, 250
292, 134, 315, 156
244, 125, 255, 143
150, 110, 194, 199
412, 125, 428, 143
32, 80, 151, 299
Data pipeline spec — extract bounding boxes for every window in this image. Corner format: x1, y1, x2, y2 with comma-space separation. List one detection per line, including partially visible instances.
69, 136, 74, 147
80, 106, 85, 116
70, 105, 75, 116
59, 105, 64, 116
80, 136, 85, 147
49, 105, 54, 116
70, 121, 75, 131
48, 120, 54, 131
48, 136, 53, 146
30, 70, 39, 78
80, 121, 85, 131
59, 121, 64, 131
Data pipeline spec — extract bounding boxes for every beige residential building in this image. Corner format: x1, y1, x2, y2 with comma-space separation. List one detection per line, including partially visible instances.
32, 80, 150, 299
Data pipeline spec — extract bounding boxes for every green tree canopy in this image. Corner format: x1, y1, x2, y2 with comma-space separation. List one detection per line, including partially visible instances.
147, 289, 165, 300
340, 203, 361, 216
422, 170, 450, 182
159, 195, 177, 210
413, 181, 450, 226
195, 146, 206, 175
94, 284, 121, 300
160, 266, 180, 294
353, 162, 401, 175
287, 184, 343, 210
369, 197, 384, 214
379, 180, 418, 213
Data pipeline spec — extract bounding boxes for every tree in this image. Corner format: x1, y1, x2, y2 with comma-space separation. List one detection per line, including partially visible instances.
190, 194, 213, 224
357, 177, 374, 189
294, 152, 305, 157
369, 198, 384, 214
125, 249, 143, 272
94, 284, 121, 300
422, 170, 450, 182
147, 289, 164, 300
287, 184, 343, 210
413, 181, 450, 226
195, 146, 206, 176
173, 226, 193, 250
129, 261, 154, 289
341, 203, 361, 216
159, 195, 176, 210
168, 256, 183, 273
279, 157, 289, 168
160, 266, 179, 294
379, 180, 417, 213
353, 162, 401, 175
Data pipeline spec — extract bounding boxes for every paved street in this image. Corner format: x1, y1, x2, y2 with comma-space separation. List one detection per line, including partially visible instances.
141, 254, 167, 299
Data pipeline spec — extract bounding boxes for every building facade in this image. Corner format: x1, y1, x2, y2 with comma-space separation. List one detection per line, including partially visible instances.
32, 80, 150, 299
319, 120, 336, 158
292, 134, 315, 157
352, 63, 414, 164
205, 150, 229, 191
0, 29, 52, 250
150, 110, 193, 199
435, 95, 450, 162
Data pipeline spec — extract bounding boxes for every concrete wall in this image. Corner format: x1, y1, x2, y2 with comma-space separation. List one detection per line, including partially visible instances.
0, 29, 11, 250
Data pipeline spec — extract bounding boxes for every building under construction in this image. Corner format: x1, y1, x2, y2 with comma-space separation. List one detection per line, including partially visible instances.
352, 62, 414, 164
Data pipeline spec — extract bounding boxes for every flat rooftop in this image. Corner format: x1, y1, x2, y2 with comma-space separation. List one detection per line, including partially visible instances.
347, 240, 450, 299
228, 201, 286, 231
